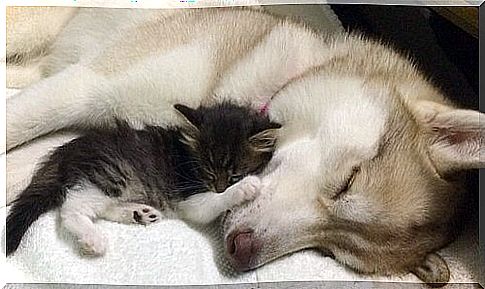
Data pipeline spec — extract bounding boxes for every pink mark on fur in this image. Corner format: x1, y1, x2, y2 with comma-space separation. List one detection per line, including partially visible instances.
259, 102, 270, 115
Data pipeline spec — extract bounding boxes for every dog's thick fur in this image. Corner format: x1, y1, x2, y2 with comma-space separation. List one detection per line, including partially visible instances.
6, 6, 484, 286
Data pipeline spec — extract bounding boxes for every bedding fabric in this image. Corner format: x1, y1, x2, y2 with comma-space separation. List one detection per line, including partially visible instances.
2, 4, 483, 287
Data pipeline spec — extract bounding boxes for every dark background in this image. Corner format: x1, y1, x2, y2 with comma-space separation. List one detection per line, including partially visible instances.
330, 5, 479, 109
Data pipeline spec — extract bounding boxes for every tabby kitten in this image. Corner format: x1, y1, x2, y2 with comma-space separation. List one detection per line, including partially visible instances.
6, 102, 281, 256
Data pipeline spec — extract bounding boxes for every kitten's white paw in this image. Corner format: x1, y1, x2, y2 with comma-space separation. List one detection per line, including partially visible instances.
132, 205, 162, 225
232, 176, 261, 204
79, 234, 107, 257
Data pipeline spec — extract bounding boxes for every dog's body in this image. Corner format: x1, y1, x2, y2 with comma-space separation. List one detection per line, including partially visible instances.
6, 6, 484, 286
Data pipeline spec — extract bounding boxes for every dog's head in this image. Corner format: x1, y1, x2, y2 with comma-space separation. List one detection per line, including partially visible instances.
223, 73, 483, 286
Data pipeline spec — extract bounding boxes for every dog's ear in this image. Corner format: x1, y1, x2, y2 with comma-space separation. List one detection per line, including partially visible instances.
174, 104, 200, 147
411, 100, 484, 173
249, 122, 281, 152
411, 253, 450, 287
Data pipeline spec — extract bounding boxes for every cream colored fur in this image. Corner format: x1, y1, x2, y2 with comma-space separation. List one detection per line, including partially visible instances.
6, 7, 79, 87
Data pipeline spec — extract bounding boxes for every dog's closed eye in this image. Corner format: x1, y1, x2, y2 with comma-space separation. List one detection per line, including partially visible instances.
332, 167, 359, 200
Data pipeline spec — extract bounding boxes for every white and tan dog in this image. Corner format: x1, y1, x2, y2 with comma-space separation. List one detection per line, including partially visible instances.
6, 6, 484, 286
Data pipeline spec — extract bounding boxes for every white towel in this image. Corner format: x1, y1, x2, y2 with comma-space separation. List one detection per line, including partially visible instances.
2, 205, 481, 285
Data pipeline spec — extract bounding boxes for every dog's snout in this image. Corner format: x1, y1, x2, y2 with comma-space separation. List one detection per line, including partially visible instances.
226, 229, 260, 271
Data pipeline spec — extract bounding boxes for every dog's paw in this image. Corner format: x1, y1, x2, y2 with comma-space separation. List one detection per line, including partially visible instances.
132, 205, 162, 225
78, 233, 107, 257
232, 176, 261, 204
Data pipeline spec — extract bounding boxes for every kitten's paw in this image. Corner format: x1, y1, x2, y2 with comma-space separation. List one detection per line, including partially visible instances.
133, 205, 162, 225
79, 234, 107, 257
233, 176, 261, 204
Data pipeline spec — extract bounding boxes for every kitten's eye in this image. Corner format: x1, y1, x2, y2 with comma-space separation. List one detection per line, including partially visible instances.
332, 167, 359, 200
228, 174, 243, 184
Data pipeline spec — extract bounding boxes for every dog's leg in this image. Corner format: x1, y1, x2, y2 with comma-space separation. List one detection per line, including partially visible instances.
6, 64, 111, 151
99, 202, 163, 225
177, 176, 261, 224
7, 42, 216, 151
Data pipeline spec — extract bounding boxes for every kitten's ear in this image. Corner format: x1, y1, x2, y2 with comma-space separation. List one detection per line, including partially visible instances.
249, 122, 281, 152
267, 122, 283, 130
174, 104, 199, 147
174, 104, 200, 128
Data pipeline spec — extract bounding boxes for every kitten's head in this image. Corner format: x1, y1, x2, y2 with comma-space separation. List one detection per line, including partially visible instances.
174, 102, 281, 193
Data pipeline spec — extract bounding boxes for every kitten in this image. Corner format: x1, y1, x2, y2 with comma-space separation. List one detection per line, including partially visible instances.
6, 102, 281, 256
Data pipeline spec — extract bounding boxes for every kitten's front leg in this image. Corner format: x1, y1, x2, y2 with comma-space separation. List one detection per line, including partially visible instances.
224, 176, 262, 205
99, 203, 163, 225
177, 176, 261, 224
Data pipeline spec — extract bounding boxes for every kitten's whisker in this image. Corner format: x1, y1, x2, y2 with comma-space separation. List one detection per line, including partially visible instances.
173, 161, 203, 168
171, 171, 206, 184
174, 184, 208, 192
175, 184, 206, 190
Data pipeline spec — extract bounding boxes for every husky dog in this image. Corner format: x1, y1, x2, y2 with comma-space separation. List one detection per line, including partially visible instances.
6, 6, 483, 286
6, 102, 280, 256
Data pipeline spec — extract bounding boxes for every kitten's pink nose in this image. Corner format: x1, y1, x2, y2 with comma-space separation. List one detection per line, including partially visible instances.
226, 229, 260, 271
215, 181, 227, 194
